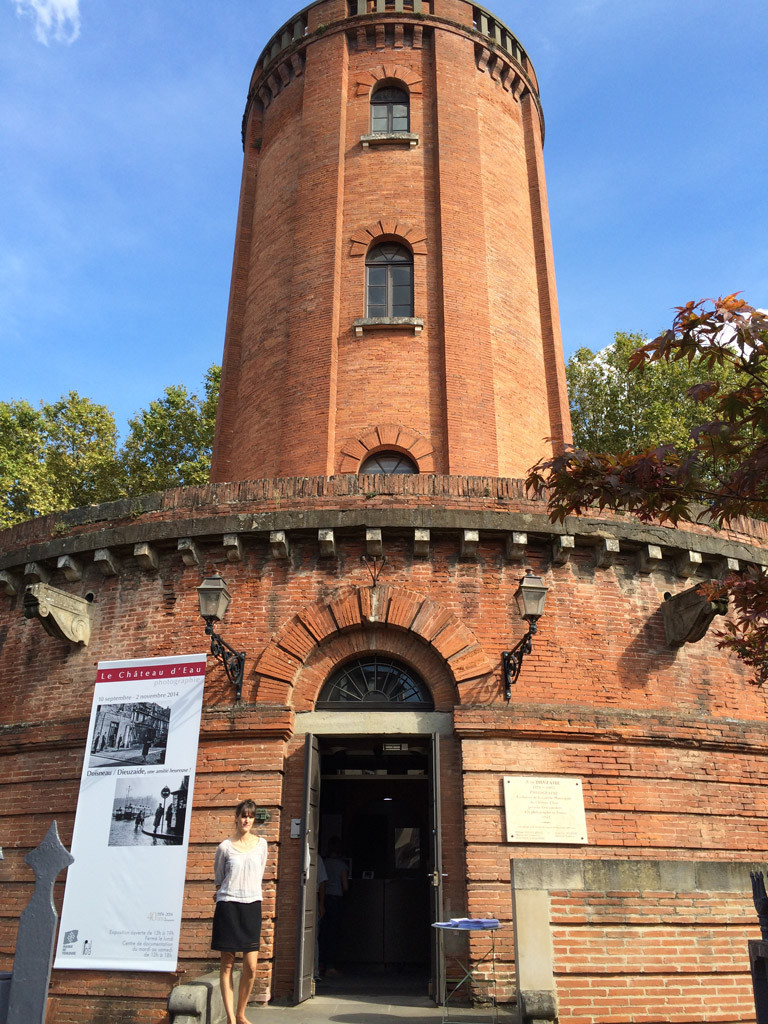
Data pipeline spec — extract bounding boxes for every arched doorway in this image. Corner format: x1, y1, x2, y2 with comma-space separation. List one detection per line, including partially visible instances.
293, 658, 445, 1004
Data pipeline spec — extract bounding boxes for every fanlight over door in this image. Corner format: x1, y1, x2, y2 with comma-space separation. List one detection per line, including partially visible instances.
316, 656, 434, 710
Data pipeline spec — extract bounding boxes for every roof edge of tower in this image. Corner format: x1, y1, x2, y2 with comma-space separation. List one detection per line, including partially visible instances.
244, 0, 543, 145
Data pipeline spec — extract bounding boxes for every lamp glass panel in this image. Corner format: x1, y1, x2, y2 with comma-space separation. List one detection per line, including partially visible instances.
515, 575, 547, 619
197, 577, 231, 621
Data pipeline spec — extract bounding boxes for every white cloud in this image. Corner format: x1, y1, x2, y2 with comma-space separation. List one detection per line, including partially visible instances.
12, 0, 80, 45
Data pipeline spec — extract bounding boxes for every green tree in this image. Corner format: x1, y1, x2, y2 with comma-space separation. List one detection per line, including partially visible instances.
43, 391, 124, 510
121, 364, 220, 495
0, 400, 55, 527
568, 331, 740, 454
0, 393, 122, 528
528, 296, 768, 681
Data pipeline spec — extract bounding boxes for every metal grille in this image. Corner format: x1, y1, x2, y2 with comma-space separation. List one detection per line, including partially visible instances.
318, 656, 433, 707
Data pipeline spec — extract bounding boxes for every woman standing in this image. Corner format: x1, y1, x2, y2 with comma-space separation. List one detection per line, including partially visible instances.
212, 800, 267, 1024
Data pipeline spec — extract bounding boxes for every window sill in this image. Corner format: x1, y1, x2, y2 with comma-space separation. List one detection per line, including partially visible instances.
360, 132, 419, 149
353, 317, 424, 337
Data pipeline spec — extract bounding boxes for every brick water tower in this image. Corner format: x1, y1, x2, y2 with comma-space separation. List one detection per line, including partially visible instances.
1, 3, 767, 1023
211, 0, 572, 483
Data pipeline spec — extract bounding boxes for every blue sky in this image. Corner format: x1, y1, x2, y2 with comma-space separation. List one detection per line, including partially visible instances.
2, 0, 766, 436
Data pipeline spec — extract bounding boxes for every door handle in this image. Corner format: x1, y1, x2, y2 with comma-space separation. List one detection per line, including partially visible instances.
429, 871, 440, 887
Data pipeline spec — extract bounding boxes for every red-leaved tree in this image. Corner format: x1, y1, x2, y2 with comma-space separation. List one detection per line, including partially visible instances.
527, 295, 768, 682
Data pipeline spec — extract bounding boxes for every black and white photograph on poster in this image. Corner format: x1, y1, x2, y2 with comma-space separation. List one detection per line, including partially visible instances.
109, 774, 189, 848
89, 700, 171, 768
54, 653, 206, 972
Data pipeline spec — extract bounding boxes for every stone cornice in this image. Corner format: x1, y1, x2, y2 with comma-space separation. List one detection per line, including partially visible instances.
0, 478, 765, 582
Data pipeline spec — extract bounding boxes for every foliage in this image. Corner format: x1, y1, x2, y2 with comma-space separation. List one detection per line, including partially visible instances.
528, 295, 768, 681
0, 365, 220, 528
567, 331, 739, 454
43, 391, 124, 510
121, 364, 220, 494
0, 400, 55, 527
0, 393, 122, 528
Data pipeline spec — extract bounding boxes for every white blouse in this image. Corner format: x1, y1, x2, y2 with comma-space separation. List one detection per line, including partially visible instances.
214, 837, 267, 903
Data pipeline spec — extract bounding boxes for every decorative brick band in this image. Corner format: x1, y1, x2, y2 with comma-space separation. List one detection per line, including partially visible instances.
354, 63, 423, 96
349, 219, 428, 257
338, 423, 435, 472
254, 583, 493, 704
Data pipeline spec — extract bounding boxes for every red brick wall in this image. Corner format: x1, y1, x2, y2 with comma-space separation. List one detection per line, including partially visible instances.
210, 0, 572, 482
1, 483, 766, 1020
552, 891, 755, 1023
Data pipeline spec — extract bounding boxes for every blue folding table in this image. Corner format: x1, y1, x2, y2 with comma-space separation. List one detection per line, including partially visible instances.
432, 918, 500, 1024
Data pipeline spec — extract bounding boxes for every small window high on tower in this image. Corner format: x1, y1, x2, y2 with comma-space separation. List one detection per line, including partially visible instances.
370, 85, 409, 133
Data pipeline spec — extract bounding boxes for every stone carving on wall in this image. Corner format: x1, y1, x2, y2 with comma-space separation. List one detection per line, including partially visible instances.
23, 584, 92, 646
661, 584, 729, 647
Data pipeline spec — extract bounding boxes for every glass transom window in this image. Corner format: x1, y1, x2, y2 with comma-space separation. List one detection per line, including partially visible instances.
317, 656, 433, 708
359, 451, 417, 474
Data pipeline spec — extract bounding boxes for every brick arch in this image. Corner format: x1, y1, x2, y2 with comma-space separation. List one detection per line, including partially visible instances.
354, 64, 423, 97
338, 423, 435, 473
253, 584, 494, 708
350, 219, 428, 257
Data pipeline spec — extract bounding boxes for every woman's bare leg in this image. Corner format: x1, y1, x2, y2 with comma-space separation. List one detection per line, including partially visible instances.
219, 951, 237, 1024
236, 950, 258, 1024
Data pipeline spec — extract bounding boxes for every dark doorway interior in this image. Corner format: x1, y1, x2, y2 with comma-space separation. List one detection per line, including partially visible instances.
317, 736, 431, 993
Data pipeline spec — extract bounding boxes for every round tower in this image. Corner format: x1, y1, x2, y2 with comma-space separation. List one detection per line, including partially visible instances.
212, 0, 571, 482
2, 5, 767, 1023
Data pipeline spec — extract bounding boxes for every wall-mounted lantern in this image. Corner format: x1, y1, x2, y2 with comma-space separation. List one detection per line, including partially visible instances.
502, 570, 548, 701
196, 574, 246, 702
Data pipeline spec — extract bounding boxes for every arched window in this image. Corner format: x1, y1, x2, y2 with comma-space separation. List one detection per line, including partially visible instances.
366, 243, 413, 318
317, 656, 433, 709
359, 451, 418, 474
371, 85, 409, 133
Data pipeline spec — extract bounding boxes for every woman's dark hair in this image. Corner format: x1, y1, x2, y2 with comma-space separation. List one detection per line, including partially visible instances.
235, 799, 258, 818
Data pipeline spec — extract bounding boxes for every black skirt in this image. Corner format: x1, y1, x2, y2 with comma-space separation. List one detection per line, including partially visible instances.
211, 899, 262, 952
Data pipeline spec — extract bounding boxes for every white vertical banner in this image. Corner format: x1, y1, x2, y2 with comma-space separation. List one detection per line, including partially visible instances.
54, 654, 207, 972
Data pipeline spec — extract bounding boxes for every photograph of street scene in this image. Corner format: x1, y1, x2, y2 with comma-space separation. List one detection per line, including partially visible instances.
108, 774, 188, 847
89, 701, 171, 768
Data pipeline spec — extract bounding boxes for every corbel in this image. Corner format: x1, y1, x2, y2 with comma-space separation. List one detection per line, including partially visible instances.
636, 544, 663, 574
413, 528, 430, 558
223, 534, 244, 563
594, 537, 620, 569
460, 529, 479, 559
551, 535, 574, 566
57, 555, 83, 582
270, 530, 290, 559
713, 555, 740, 580
24, 562, 51, 585
505, 532, 528, 562
674, 550, 703, 579
178, 538, 202, 567
366, 528, 383, 557
23, 583, 92, 645
318, 529, 336, 558
94, 548, 120, 577
0, 570, 20, 596
134, 542, 159, 571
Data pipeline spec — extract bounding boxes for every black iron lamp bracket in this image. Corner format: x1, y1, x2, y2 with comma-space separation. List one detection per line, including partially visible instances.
204, 619, 246, 702
502, 622, 538, 702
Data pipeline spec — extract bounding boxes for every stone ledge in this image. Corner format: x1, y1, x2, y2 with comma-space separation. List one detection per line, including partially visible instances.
353, 316, 423, 335
360, 131, 419, 148
512, 856, 765, 894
